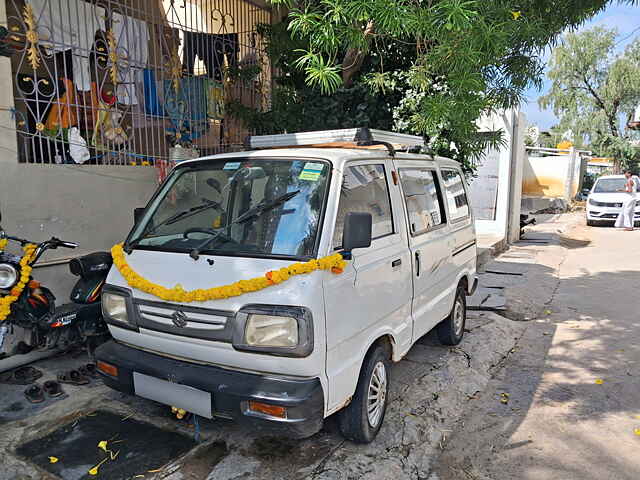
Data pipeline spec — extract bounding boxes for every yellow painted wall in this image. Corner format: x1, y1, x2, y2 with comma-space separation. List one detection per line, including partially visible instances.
522, 155, 570, 198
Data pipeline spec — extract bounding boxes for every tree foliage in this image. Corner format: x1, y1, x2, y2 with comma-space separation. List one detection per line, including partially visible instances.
232, 1, 613, 170
540, 26, 640, 169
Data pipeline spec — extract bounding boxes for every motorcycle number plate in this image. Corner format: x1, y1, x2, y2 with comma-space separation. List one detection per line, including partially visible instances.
133, 372, 212, 419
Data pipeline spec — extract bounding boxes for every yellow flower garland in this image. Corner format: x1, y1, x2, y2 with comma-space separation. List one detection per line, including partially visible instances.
111, 243, 347, 303
0, 242, 37, 321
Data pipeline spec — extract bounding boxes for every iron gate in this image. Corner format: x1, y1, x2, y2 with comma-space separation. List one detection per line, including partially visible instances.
5, 0, 271, 168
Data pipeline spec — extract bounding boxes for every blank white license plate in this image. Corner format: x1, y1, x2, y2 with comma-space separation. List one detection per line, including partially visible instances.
133, 372, 212, 419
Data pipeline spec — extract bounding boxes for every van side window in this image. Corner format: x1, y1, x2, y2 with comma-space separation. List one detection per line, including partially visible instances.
441, 169, 470, 222
398, 169, 446, 235
333, 164, 393, 249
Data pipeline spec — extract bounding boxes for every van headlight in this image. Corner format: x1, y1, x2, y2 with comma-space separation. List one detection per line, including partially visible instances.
233, 306, 313, 357
0, 264, 18, 289
102, 287, 137, 331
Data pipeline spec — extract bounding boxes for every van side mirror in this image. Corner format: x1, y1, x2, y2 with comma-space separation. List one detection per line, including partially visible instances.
342, 212, 372, 259
133, 207, 145, 225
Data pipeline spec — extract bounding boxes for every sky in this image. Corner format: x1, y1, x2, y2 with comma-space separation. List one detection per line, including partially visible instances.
521, 3, 640, 130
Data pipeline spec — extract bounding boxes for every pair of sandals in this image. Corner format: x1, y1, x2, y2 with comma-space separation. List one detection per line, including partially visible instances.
24, 381, 64, 403
57, 363, 97, 386
0, 366, 43, 385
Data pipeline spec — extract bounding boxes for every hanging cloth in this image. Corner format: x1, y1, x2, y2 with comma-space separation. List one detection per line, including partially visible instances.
44, 78, 78, 132
181, 32, 238, 80
29, 0, 106, 91
111, 13, 150, 105
143, 68, 164, 116
205, 80, 224, 120
163, 77, 209, 142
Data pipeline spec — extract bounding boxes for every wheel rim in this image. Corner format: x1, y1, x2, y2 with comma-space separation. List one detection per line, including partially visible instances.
367, 361, 387, 428
453, 297, 465, 336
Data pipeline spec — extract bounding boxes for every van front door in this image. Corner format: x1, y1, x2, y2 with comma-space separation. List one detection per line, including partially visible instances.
396, 166, 452, 341
323, 160, 412, 413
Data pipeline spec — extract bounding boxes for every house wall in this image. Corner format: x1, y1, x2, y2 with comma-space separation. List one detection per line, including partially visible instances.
523, 155, 570, 198
468, 109, 525, 242
523, 149, 582, 200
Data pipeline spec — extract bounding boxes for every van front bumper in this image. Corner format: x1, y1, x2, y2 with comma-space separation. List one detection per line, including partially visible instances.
95, 340, 325, 438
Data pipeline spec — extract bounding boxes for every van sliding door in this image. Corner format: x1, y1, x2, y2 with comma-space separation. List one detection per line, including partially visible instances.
396, 166, 453, 341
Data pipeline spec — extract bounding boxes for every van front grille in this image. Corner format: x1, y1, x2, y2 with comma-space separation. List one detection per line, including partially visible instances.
132, 298, 235, 343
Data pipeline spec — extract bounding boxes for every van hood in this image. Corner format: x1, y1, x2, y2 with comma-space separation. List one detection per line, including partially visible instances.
106, 249, 323, 310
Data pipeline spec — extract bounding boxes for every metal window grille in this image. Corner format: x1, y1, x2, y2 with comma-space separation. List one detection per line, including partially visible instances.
5, 0, 271, 171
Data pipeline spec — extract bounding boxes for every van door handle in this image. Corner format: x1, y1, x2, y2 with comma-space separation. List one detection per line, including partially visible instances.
415, 251, 421, 277
392, 259, 402, 267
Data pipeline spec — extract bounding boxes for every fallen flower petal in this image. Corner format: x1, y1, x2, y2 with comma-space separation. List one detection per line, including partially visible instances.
48, 456, 59, 464
595, 379, 604, 385
89, 457, 109, 475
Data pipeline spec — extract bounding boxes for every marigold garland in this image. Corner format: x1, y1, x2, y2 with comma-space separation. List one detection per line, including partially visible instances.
0, 243, 37, 321
111, 243, 347, 303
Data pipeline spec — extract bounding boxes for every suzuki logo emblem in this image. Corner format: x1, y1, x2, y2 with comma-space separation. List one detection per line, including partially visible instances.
171, 310, 188, 328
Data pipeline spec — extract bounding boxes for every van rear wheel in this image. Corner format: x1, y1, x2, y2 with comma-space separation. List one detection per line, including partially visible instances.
437, 285, 466, 345
338, 345, 389, 443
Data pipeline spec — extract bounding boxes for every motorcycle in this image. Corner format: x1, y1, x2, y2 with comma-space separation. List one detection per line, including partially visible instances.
0, 211, 111, 367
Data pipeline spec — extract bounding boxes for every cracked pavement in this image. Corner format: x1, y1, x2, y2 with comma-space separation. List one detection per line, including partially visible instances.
433, 213, 640, 480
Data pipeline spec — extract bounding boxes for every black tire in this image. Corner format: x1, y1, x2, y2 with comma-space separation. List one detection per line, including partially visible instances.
437, 285, 466, 346
338, 345, 390, 443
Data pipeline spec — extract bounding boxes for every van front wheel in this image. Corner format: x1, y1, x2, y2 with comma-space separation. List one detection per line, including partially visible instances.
338, 345, 389, 443
437, 285, 466, 345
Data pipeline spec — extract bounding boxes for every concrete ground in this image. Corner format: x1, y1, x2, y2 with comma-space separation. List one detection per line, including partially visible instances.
433, 213, 640, 480
3, 212, 637, 479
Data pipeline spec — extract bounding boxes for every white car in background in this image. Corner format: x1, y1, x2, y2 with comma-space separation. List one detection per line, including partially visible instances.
586, 175, 640, 226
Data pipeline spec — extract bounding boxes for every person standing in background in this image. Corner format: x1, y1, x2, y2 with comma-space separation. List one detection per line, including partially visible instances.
615, 171, 636, 231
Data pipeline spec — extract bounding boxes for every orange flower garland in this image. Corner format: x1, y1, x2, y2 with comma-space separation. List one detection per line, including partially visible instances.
111, 243, 346, 303
0, 242, 37, 321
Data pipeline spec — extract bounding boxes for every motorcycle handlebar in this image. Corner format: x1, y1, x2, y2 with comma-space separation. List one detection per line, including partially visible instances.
48, 237, 78, 249
1, 234, 78, 253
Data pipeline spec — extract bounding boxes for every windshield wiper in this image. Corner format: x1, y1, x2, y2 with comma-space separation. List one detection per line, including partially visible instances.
188, 229, 234, 260
124, 199, 221, 253
235, 190, 300, 224
188, 190, 300, 260
164, 199, 221, 226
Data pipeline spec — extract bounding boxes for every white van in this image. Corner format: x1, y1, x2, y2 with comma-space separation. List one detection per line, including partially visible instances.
96, 129, 478, 443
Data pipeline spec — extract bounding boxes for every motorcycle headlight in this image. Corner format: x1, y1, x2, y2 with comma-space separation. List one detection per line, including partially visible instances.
233, 306, 313, 357
102, 287, 137, 331
0, 263, 17, 289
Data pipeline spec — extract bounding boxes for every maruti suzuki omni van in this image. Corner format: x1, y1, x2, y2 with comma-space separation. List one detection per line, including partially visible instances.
96, 128, 478, 443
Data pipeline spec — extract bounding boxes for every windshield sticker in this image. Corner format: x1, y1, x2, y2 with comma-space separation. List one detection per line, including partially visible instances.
299, 162, 324, 181
223, 161, 241, 170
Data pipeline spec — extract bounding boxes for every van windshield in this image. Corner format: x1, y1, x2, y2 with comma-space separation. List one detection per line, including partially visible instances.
127, 158, 331, 259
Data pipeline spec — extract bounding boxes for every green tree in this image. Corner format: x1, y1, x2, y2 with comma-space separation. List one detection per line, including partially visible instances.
254, 0, 610, 169
540, 26, 640, 170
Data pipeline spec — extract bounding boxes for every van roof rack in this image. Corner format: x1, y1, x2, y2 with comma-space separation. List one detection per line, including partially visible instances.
246, 128, 425, 157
